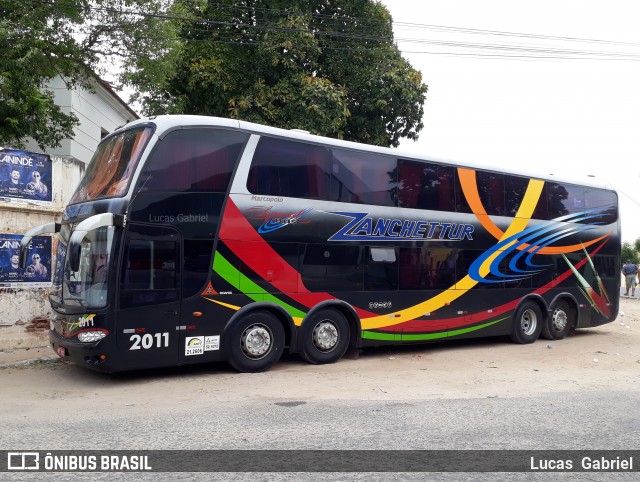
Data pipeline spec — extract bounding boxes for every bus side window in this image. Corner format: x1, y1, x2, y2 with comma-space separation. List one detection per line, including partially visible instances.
120, 235, 179, 308
140, 128, 248, 193
476, 171, 505, 216
400, 247, 458, 290
398, 159, 455, 211
331, 149, 396, 207
365, 247, 398, 291
505, 175, 529, 218
248, 137, 332, 200
301, 244, 363, 292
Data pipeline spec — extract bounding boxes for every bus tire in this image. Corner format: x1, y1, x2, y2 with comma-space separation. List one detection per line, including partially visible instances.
227, 311, 285, 373
299, 309, 350, 365
510, 301, 543, 344
541, 300, 574, 340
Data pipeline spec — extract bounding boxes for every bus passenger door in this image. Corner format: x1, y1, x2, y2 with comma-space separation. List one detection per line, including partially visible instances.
116, 224, 181, 370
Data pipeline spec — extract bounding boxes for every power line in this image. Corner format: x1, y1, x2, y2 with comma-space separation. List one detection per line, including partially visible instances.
18, 0, 640, 61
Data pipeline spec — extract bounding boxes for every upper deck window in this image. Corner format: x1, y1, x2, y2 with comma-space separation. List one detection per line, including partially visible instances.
138, 128, 249, 193
70, 126, 153, 204
248, 136, 396, 205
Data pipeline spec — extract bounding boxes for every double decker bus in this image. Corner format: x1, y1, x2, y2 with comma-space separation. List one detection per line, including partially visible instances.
21, 115, 620, 373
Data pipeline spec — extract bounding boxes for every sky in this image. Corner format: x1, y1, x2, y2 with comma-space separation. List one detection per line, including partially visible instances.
381, 0, 640, 244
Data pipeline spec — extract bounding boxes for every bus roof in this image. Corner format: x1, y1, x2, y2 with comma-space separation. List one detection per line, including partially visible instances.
118, 115, 614, 192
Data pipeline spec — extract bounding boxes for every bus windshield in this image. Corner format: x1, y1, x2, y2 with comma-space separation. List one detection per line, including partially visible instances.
50, 224, 114, 309
69, 126, 153, 204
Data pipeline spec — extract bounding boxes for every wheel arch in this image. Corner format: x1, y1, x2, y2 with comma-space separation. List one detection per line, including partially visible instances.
222, 302, 297, 355
548, 293, 580, 329
516, 294, 549, 324
300, 300, 362, 359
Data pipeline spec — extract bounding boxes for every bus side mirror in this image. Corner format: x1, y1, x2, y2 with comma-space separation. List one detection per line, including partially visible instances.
19, 248, 29, 271
68, 238, 82, 273
67, 213, 123, 272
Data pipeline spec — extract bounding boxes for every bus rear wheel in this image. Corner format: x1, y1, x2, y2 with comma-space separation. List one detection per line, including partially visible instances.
300, 309, 350, 365
542, 300, 574, 340
510, 301, 543, 344
228, 311, 285, 373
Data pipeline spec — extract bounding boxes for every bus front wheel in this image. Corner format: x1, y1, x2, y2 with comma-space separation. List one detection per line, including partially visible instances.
299, 309, 350, 365
541, 300, 574, 340
228, 311, 285, 373
510, 301, 543, 344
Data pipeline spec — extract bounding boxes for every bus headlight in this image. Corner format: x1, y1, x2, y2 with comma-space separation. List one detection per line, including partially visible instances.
77, 330, 108, 343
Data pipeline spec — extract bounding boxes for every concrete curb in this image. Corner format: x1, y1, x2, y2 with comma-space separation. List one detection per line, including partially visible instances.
0, 356, 60, 369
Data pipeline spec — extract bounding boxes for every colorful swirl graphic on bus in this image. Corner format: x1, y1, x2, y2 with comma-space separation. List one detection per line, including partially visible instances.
468, 207, 615, 284
247, 206, 313, 234
207, 165, 615, 339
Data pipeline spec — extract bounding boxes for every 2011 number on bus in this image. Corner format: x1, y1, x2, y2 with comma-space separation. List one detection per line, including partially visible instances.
129, 333, 169, 350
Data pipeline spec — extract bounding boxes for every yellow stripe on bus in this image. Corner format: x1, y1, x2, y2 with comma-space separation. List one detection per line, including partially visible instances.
360, 178, 545, 330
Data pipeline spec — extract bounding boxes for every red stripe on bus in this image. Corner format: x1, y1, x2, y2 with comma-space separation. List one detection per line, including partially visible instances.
219, 199, 375, 317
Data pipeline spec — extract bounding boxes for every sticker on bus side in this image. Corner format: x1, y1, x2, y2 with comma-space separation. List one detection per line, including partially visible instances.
185, 336, 204, 356
205, 336, 220, 351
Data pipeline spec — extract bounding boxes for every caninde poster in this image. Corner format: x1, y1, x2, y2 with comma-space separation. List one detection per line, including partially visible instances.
0, 148, 53, 204
0, 234, 52, 287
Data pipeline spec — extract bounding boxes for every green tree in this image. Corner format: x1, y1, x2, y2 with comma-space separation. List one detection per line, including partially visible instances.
0, 0, 170, 150
622, 238, 640, 264
123, 0, 428, 147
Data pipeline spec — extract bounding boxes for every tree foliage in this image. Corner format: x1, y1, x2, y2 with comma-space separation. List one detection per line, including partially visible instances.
123, 0, 428, 147
0, 0, 170, 150
622, 239, 640, 265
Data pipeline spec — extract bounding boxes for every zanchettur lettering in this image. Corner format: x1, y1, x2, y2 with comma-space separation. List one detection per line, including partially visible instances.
329, 212, 474, 242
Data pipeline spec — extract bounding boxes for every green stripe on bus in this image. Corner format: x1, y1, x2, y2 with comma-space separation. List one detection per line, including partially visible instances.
213, 252, 307, 319
362, 318, 506, 341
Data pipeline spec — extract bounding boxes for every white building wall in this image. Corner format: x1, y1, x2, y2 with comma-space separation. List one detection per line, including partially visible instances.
1, 76, 138, 329
24, 76, 137, 162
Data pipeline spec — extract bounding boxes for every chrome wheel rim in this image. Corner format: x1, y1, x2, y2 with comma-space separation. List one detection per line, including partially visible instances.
241, 324, 272, 359
313, 321, 339, 352
551, 308, 568, 332
520, 308, 538, 336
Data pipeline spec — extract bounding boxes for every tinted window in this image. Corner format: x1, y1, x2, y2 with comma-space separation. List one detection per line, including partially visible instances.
120, 226, 179, 308
476, 172, 505, 216
585, 188, 617, 224
70, 127, 152, 203
505, 176, 530, 217
398, 159, 455, 211
400, 247, 459, 290
140, 128, 248, 192
453, 169, 472, 213
248, 137, 332, 199
301, 244, 363, 291
547, 183, 580, 219
248, 137, 397, 206
331, 149, 396, 206
365, 247, 398, 291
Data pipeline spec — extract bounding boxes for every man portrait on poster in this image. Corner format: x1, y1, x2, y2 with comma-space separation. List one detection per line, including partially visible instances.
0, 253, 24, 281
24, 171, 49, 199
0, 169, 25, 195
25, 252, 48, 281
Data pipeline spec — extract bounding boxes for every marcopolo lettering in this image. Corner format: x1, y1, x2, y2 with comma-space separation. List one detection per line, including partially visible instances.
328, 212, 474, 242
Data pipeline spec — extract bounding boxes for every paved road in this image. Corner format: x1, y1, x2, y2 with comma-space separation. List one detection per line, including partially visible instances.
0, 355, 638, 481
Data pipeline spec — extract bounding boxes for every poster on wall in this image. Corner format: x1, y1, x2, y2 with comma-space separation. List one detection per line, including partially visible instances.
0, 148, 53, 205
0, 234, 52, 288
